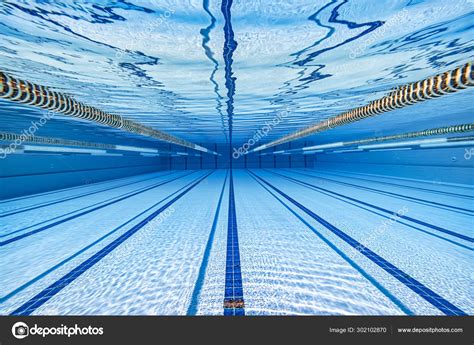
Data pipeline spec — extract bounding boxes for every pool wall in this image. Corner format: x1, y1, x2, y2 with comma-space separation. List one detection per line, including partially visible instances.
316, 147, 472, 185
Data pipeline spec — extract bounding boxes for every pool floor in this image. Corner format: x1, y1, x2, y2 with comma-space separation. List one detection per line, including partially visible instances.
0, 168, 472, 316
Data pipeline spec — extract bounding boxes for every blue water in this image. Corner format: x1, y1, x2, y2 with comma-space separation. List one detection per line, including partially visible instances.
0, 0, 473, 316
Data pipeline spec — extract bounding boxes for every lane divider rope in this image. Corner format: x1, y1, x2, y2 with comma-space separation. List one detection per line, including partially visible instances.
0, 72, 217, 155
252, 61, 474, 151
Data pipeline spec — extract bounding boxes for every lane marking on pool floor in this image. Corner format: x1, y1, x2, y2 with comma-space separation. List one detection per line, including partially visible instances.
0, 163, 162, 179
0, 170, 174, 205
268, 171, 472, 250
249, 170, 467, 316
223, 171, 245, 316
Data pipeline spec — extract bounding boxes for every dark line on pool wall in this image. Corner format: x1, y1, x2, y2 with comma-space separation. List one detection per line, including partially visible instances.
187, 170, 229, 315
248, 171, 467, 316
10, 171, 214, 316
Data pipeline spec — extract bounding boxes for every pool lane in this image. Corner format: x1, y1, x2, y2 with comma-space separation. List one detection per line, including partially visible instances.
0, 172, 196, 246
0, 170, 173, 210
0, 171, 191, 238
305, 169, 474, 199
265, 169, 473, 242
232, 170, 405, 315
187, 170, 229, 315
187, 175, 231, 316
0, 171, 178, 217
0, 171, 206, 310
251, 169, 472, 315
10, 171, 226, 315
284, 169, 473, 215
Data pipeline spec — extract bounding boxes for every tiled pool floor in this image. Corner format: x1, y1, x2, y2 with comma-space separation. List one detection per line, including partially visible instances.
0, 169, 472, 315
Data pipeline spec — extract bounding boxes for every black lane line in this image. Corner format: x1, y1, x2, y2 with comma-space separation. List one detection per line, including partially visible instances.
0, 171, 210, 304
304, 169, 474, 199
246, 170, 412, 315
284, 169, 473, 215
10, 171, 214, 316
223, 170, 245, 316
0, 171, 197, 246
0, 171, 178, 217
265, 170, 473, 243
187, 170, 229, 315
249, 170, 467, 316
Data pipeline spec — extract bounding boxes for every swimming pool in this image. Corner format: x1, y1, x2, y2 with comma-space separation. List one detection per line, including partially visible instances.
0, 0, 472, 317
